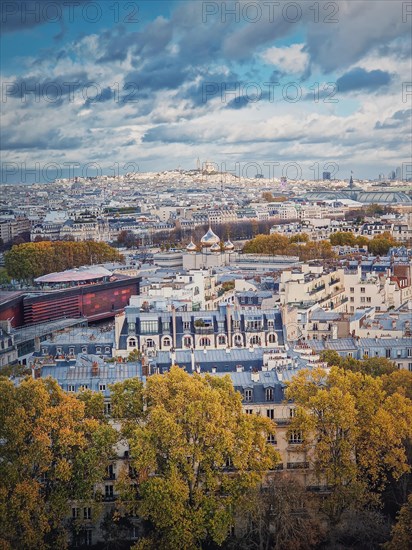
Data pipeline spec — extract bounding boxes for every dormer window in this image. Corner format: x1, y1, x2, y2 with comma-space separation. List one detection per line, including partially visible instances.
265, 388, 274, 401
244, 388, 252, 402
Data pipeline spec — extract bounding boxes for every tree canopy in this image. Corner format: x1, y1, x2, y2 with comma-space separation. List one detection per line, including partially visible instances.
0, 377, 117, 550
243, 233, 335, 261
4, 240, 124, 281
111, 366, 278, 550
286, 367, 412, 523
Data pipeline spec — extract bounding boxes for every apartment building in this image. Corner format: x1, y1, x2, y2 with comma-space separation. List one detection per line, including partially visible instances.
114, 303, 285, 358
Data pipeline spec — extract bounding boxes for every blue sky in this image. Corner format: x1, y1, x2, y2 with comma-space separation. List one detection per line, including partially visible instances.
1, 0, 411, 183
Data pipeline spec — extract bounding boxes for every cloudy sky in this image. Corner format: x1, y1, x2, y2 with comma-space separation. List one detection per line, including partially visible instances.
1, 0, 411, 183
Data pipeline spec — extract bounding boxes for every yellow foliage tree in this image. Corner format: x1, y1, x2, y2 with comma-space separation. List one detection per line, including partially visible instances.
112, 366, 279, 550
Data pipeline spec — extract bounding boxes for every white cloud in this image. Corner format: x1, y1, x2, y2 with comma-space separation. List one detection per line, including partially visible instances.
261, 44, 309, 74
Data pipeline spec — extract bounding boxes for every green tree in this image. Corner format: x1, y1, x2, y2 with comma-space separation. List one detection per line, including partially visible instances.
113, 367, 278, 550
0, 377, 117, 549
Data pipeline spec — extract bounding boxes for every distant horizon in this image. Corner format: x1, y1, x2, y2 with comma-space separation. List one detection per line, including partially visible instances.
1, 1, 411, 184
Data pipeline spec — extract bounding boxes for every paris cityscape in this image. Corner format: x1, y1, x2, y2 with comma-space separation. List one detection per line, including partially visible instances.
1, 1, 412, 549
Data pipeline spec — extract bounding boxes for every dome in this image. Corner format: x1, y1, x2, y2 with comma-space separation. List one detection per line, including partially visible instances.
210, 242, 221, 253
224, 240, 234, 251
200, 227, 220, 247
186, 239, 197, 253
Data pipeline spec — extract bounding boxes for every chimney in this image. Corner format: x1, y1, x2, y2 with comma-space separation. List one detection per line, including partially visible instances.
226, 304, 232, 348
172, 306, 177, 349
251, 370, 259, 382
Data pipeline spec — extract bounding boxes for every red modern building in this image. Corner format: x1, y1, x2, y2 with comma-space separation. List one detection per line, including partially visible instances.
0, 267, 140, 327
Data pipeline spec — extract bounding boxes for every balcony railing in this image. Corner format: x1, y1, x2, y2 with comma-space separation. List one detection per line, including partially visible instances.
287, 462, 309, 470
194, 326, 214, 334
309, 284, 325, 295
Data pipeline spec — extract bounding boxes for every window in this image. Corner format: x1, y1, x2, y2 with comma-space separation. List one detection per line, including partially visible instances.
141, 320, 158, 334
289, 430, 303, 444
360, 297, 365, 303
244, 388, 252, 402
104, 403, 111, 416
265, 388, 274, 401
183, 336, 192, 348
107, 464, 115, 480
105, 346, 111, 353
289, 408, 296, 418
268, 333, 277, 344
199, 337, 211, 347
245, 409, 253, 415
360, 287, 365, 293
364, 351, 369, 358
350, 287, 354, 293
218, 335, 226, 345
83, 507, 91, 520
366, 297, 371, 303
69, 347, 75, 355
408, 349, 412, 358
233, 320, 240, 330
68, 385, 75, 393
163, 337, 171, 347
105, 485, 114, 499
408, 363, 412, 372
42, 348, 47, 355
267, 409, 275, 419
312, 323, 318, 331
79, 384, 88, 391
56, 347, 62, 355
267, 320, 274, 328
145, 338, 155, 348
99, 384, 106, 392
96, 347, 101, 354
386, 349, 391, 358
183, 321, 191, 330
250, 335, 261, 346
82, 347, 87, 353
350, 297, 354, 302
72, 507, 80, 519
233, 334, 243, 346
128, 338, 137, 348
267, 434, 277, 444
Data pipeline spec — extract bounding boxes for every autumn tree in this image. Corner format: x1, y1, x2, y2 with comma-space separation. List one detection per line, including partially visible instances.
112, 366, 278, 550
4, 240, 124, 281
286, 367, 412, 525
0, 377, 117, 550
230, 475, 325, 550
384, 493, 412, 550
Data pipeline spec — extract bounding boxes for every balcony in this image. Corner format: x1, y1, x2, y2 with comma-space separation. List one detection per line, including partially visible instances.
329, 277, 340, 285
273, 418, 291, 426
309, 284, 325, 295
194, 326, 214, 335
245, 325, 263, 332
287, 462, 309, 470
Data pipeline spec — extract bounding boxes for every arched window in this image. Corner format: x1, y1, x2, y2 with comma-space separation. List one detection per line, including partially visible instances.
199, 337, 211, 347
146, 339, 155, 348
218, 335, 226, 345
128, 338, 137, 348
183, 336, 192, 348
163, 337, 171, 348
268, 333, 277, 344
